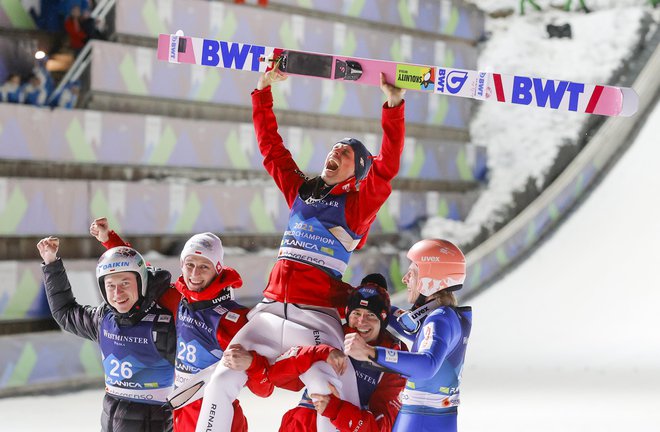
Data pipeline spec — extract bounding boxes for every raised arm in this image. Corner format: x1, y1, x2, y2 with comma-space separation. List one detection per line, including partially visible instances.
348, 74, 406, 235
252, 70, 305, 207
373, 314, 460, 380
37, 237, 101, 341
90, 217, 131, 249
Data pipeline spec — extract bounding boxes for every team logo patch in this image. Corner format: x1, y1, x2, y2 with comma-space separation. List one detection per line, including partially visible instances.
214, 306, 228, 315
385, 349, 398, 363
419, 323, 435, 350
225, 312, 240, 323
360, 299, 369, 306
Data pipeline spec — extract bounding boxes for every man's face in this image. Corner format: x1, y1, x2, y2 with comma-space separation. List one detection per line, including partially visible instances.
104, 272, 139, 313
321, 143, 355, 185
182, 255, 217, 292
348, 308, 381, 343
403, 262, 421, 304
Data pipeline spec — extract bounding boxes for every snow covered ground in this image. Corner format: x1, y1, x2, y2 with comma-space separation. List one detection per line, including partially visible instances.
1, 76, 657, 432
425, 0, 658, 244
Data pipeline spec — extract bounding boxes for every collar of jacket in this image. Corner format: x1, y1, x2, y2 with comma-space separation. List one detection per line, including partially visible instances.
302, 176, 359, 201
112, 299, 159, 326
174, 267, 243, 303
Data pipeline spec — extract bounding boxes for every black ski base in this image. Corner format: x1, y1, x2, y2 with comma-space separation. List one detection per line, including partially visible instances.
278, 51, 362, 81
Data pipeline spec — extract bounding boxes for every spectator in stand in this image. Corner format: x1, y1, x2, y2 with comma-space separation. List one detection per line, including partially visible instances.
20, 56, 54, 107
21, 73, 47, 106
30, 0, 66, 32
0, 73, 22, 103
64, 5, 89, 56
64, 3, 107, 56
60, 0, 90, 21
50, 80, 80, 109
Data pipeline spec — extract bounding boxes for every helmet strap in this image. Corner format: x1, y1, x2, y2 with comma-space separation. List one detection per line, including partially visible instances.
413, 294, 428, 309
397, 297, 442, 335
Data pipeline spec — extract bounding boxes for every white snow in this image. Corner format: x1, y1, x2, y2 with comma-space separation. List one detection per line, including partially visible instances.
424, 0, 658, 243
459, 98, 660, 431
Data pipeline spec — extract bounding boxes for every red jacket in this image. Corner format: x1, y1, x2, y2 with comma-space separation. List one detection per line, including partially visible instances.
246, 327, 407, 432
64, 17, 87, 50
171, 273, 272, 432
101, 231, 271, 432
252, 87, 405, 308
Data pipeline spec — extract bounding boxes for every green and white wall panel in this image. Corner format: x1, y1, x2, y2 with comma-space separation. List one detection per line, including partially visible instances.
0, 177, 479, 238
0, 104, 487, 182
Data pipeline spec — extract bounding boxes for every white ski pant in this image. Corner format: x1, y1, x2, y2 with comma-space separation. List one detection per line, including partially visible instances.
195, 299, 360, 432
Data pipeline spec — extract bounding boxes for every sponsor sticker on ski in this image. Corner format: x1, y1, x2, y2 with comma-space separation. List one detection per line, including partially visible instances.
157, 33, 637, 117
395, 64, 434, 92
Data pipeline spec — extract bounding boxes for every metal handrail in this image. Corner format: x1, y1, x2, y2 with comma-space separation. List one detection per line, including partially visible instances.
91, 0, 115, 19
45, 42, 92, 105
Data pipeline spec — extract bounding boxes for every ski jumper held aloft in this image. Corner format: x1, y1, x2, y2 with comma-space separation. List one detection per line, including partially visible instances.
192, 71, 406, 432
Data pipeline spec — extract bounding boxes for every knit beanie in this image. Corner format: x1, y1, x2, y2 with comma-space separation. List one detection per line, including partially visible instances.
180, 232, 224, 274
346, 273, 391, 327
338, 137, 373, 182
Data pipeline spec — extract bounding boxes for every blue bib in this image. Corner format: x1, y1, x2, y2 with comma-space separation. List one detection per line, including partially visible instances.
278, 194, 362, 278
99, 311, 175, 404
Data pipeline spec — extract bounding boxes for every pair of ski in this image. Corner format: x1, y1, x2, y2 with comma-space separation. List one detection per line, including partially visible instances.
157, 32, 637, 118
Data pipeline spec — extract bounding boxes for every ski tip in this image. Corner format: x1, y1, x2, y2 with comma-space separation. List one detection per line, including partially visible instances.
620, 87, 639, 117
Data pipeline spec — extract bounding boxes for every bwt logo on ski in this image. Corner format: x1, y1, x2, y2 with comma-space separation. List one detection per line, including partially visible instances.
476, 72, 489, 98
169, 37, 178, 61
510, 76, 585, 111
436, 69, 468, 94
201, 40, 265, 71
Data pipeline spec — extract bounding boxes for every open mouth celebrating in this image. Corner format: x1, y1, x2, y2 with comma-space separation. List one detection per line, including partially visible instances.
325, 158, 339, 171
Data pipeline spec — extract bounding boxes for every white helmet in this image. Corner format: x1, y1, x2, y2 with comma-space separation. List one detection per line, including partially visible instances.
96, 247, 148, 301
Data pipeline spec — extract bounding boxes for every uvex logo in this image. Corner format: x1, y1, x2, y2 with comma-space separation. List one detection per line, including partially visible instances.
421, 256, 440, 262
